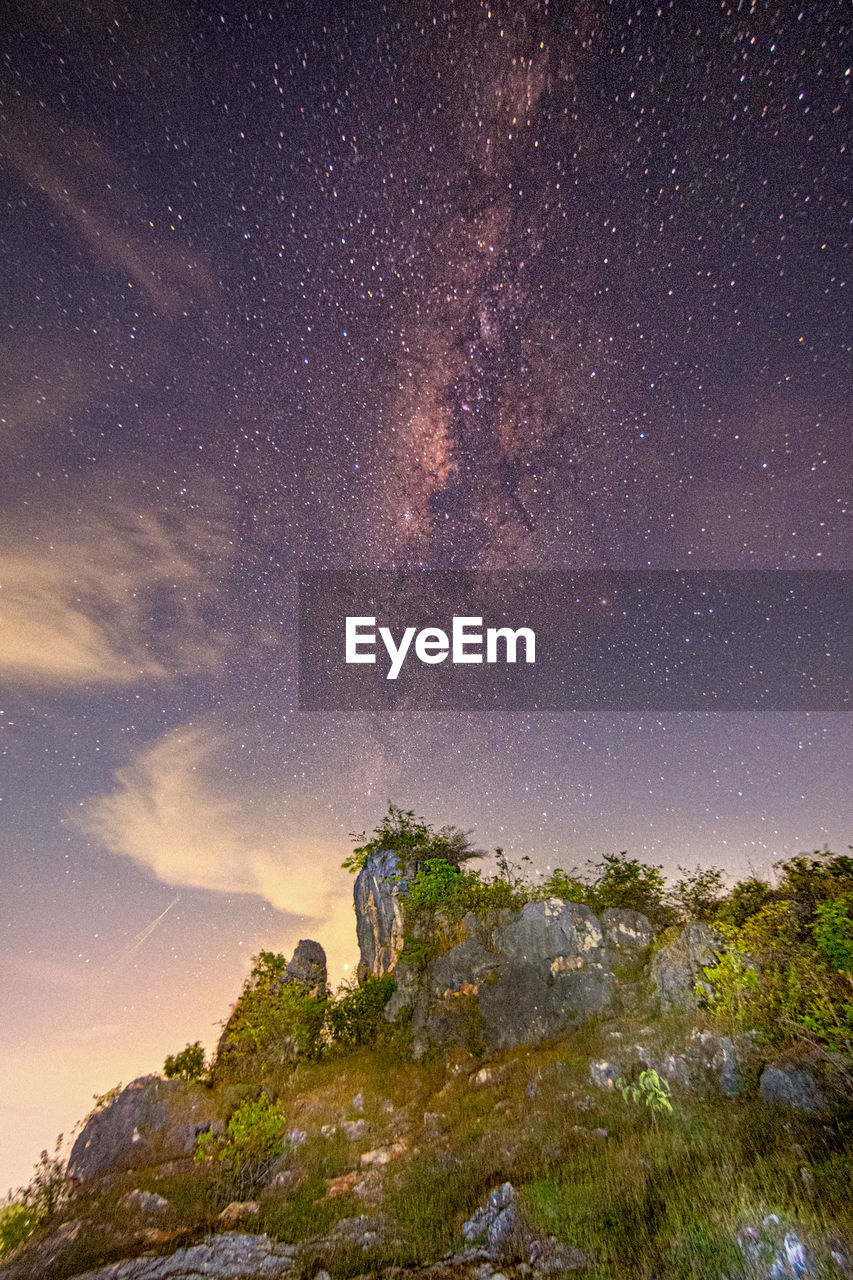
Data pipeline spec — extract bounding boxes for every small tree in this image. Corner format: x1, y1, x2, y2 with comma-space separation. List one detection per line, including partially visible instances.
672, 865, 726, 921
195, 1094, 287, 1202
593, 852, 674, 927
616, 1069, 673, 1123
343, 805, 478, 875
0, 1135, 69, 1258
327, 974, 397, 1049
164, 1041, 207, 1081
21, 1137, 67, 1222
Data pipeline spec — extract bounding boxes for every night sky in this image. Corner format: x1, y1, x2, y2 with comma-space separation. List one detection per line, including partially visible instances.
1, 0, 850, 1194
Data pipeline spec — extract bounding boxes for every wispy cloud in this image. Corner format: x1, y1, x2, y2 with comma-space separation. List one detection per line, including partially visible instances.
1, 103, 216, 313
0, 499, 229, 685
76, 725, 358, 972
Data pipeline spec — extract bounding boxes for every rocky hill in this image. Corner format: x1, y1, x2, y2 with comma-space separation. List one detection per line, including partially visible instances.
2, 842, 852, 1280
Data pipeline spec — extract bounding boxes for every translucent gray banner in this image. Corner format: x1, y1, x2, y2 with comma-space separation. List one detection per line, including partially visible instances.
298, 571, 852, 711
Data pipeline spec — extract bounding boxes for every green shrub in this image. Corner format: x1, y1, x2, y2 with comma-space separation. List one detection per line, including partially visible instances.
537, 851, 676, 927
812, 895, 853, 973
593, 852, 674, 926
0, 1203, 36, 1259
21, 1138, 67, 1222
672, 865, 726, 921
342, 805, 477, 875
703, 897, 853, 1054
216, 952, 328, 1076
164, 1041, 207, 1081
699, 950, 761, 1024
327, 975, 397, 1049
775, 850, 853, 918
397, 856, 531, 967
0, 1137, 68, 1259
616, 1068, 674, 1121
194, 1094, 287, 1202
538, 867, 594, 907
713, 875, 773, 928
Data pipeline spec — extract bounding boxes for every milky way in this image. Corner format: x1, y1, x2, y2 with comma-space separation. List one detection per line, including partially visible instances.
0, 0, 850, 1192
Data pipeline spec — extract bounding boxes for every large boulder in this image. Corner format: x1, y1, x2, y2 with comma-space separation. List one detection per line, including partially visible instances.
354, 849, 411, 982
684, 1028, 744, 1097
285, 939, 328, 994
388, 897, 614, 1056
67, 1075, 218, 1186
760, 1064, 827, 1115
600, 908, 653, 957
650, 922, 722, 1013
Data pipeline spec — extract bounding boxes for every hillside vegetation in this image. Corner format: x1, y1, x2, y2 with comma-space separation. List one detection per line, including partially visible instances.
2, 808, 852, 1280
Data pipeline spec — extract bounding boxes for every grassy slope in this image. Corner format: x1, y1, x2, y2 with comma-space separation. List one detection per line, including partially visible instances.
19, 1007, 853, 1280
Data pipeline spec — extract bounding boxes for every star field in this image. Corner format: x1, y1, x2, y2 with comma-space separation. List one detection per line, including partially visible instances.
0, 0, 850, 1193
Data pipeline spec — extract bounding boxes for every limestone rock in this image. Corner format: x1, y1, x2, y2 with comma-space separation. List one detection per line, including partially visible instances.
760, 1064, 827, 1115
470, 1064, 510, 1087
41, 1232, 297, 1278
217, 1201, 260, 1228
462, 1183, 523, 1254
315, 1213, 389, 1250
396, 898, 613, 1056
598, 1029, 750, 1099
67, 1076, 219, 1186
600, 907, 653, 956
340, 1118, 370, 1140
120, 1190, 170, 1218
685, 1028, 742, 1097
323, 1171, 360, 1199
650, 922, 722, 1013
589, 1059, 621, 1090
264, 1168, 298, 1193
354, 849, 411, 981
462, 1184, 589, 1270
737, 1213, 848, 1279
359, 1140, 406, 1166
284, 939, 327, 994
528, 1235, 591, 1272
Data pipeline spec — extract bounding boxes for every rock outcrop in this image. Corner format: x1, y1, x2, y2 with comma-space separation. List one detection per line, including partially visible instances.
759, 1064, 827, 1115
737, 1213, 848, 1279
284, 939, 327, 994
591, 1028, 753, 1100
462, 1182, 523, 1254
650, 921, 722, 1013
353, 849, 411, 981
354, 857, 660, 1055
462, 1182, 589, 1270
32, 1232, 298, 1279
386, 897, 614, 1056
600, 907, 654, 957
67, 1076, 219, 1187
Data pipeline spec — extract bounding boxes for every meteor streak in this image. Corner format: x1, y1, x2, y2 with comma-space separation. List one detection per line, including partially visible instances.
111, 896, 181, 967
